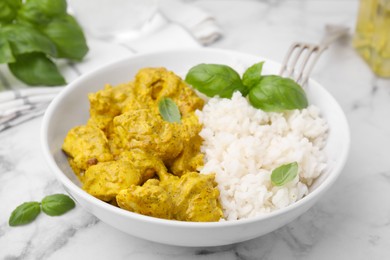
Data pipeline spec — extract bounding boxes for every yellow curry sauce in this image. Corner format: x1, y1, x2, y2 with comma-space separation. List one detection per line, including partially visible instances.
62, 68, 223, 222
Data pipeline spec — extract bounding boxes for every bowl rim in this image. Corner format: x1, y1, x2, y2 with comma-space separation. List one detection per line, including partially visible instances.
40, 47, 351, 228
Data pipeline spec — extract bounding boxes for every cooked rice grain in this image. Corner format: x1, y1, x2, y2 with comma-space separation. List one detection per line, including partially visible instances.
196, 92, 328, 220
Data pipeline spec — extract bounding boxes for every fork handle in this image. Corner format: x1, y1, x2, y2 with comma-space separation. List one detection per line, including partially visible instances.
320, 24, 349, 48
298, 25, 349, 84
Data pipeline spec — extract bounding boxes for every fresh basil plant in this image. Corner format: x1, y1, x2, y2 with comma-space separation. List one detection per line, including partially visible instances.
0, 0, 88, 86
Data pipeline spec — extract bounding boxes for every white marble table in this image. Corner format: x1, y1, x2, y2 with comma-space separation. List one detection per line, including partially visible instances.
2, 0, 390, 259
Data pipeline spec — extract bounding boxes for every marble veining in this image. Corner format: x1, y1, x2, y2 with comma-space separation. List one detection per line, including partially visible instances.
1, 0, 390, 259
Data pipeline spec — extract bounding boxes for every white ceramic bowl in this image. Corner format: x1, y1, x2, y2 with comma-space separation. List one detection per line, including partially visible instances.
41, 48, 350, 247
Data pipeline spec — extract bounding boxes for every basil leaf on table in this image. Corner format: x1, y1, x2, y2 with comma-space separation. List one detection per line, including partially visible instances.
9, 52, 66, 86
8, 193, 76, 227
41, 194, 76, 216
0, 0, 88, 86
271, 162, 299, 186
41, 15, 88, 61
17, 0, 67, 25
1, 24, 57, 57
159, 97, 181, 123
248, 75, 308, 112
28, 0, 67, 17
17, 2, 51, 25
242, 61, 264, 90
0, 37, 15, 63
0, 0, 22, 23
9, 201, 41, 226
185, 63, 248, 98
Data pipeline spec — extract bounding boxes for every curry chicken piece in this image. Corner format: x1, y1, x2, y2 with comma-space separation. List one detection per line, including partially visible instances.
83, 149, 168, 202
110, 108, 184, 162
167, 113, 204, 176
116, 179, 174, 220
83, 160, 143, 202
172, 172, 222, 222
62, 125, 113, 176
111, 107, 204, 176
88, 83, 131, 131
132, 67, 204, 116
117, 171, 223, 222
117, 149, 168, 183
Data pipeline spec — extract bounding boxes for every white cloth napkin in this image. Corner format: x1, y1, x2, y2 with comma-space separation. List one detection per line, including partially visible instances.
0, 0, 222, 132
159, 0, 223, 45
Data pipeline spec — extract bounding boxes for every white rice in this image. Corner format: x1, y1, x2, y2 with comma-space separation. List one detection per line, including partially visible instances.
196, 92, 328, 220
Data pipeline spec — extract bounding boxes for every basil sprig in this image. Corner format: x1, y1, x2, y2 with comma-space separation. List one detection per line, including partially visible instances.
185, 62, 308, 112
271, 162, 299, 186
0, 0, 88, 86
185, 64, 248, 98
9, 193, 75, 227
158, 97, 181, 123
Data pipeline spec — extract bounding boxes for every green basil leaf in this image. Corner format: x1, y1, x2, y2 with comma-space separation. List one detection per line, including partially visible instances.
9, 53, 66, 86
17, 2, 51, 25
9, 201, 41, 226
158, 97, 181, 123
271, 162, 299, 186
41, 194, 75, 216
242, 61, 264, 90
248, 75, 308, 112
0, 0, 22, 23
185, 63, 248, 98
1, 24, 57, 57
0, 37, 15, 64
41, 15, 88, 60
29, 0, 67, 17
17, 0, 67, 25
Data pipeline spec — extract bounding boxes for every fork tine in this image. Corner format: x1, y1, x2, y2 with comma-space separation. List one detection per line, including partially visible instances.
286, 43, 308, 78
298, 46, 327, 85
280, 42, 324, 86
279, 42, 300, 76
295, 44, 320, 84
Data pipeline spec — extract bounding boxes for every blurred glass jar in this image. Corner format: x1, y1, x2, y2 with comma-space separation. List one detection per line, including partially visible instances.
68, 0, 159, 42
353, 0, 390, 77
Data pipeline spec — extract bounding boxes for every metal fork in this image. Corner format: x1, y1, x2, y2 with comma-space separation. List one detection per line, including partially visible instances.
279, 24, 349, 86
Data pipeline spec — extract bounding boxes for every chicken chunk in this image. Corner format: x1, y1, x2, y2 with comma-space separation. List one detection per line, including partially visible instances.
83, 160, 143, 202
110, 108, 184, 161
133, 67, 204, 116
116, 179, 174, 220
117, 148, 168, 183
88, 82, 140, 133
62, 125, 113, 176
167, 172, 223, 222
117, 171, 223, 222
168, 137, 204, 177
168, 113, 204, 176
